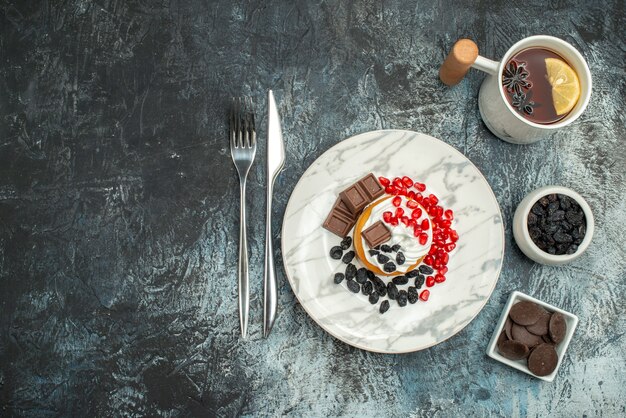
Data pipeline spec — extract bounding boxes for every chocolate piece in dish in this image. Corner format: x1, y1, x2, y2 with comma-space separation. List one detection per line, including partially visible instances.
509, 300, 544, 326
322, 209, 355, 238
526, 309, 551, 336
362, 221, 391, 248
498, 339, 530, 360
497, 331, 508, 346
358, 173, 385, 200
504, 317, 513, 340
527, 343, 558, 376
339, 182, 370, 215
511, 323, 544, 348
548, 312, 567, 344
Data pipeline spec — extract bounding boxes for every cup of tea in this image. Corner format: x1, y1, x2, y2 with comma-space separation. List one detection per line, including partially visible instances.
440, 36, 592, 144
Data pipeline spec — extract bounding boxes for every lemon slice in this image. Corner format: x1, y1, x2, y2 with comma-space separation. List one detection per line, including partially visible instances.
545, 58, 581, 115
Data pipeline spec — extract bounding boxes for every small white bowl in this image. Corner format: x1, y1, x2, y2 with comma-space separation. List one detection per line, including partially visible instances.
513, 185, 594, 266
486, 291, 578, 382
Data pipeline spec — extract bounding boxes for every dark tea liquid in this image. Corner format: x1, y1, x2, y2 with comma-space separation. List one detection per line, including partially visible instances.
501, 47, 576, 125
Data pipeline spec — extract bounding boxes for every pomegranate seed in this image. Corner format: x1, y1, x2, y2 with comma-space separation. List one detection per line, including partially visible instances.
433, 216, 444, 226
419, 289, 430, 301
407, 191, 416, 200
433, 259, 442, 269
385, 185, 394, 194
401, 216, 410, 226
441, 253, 449, 265
429, 194, 439, 205
379, 176, 390, 186
433, 232, 443, 241
444, 209, 454, 220
390, 217, 399, 226
395, 207, 404, 218
438, 266, 448, 275
440, 219, 452, 228
402, 176, 413, 187
407, 199, 419, 209
419, 232, 428, 245
449, 230, 459, 242
434, 239, 445, 248
428, 246, 437, 255
392, 186, 401, 195
411, 208, 422, 219
437, 207, 444, 217
408, 219, 417, 228
437, 248, 445, 258
383, 211, 393, 223
422, 199, 430, 209
392, 196, 402, 207
426, 276, 435, 287
445, 243, 456, 252
399, 186, 408, 196
434, 274, 446, 283
421, 219, 430, 230
424, 255, 434, 265
414, 182, 426, 192
415, 192, 423, 202
393, 177, 403, 188
429, 207, 438, 217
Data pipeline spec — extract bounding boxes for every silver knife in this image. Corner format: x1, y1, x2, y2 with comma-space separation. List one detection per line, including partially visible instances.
263, 90, 285, 337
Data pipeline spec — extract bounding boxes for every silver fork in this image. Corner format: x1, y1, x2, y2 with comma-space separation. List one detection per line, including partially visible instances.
230, 97, 256, 338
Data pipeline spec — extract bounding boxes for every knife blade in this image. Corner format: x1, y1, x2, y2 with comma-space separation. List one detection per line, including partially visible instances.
263, 90, 285, 338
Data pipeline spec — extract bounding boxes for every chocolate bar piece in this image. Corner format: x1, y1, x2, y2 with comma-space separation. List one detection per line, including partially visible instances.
322, 209, 355, 238
362, 221, 391, 248
334, 197, 357, 220
339, 183, 369, 215
359, 173, 385, 200
324, 173, 384, 238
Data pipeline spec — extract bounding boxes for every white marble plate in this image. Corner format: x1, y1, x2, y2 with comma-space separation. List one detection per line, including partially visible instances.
282, 130, 504, 353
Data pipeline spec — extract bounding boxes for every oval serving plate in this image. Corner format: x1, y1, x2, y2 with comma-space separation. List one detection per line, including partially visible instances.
282, 130, 504, 353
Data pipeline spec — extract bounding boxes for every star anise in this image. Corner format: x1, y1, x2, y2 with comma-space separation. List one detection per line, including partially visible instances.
511, 91, 536, 115
503, 60, 532, 95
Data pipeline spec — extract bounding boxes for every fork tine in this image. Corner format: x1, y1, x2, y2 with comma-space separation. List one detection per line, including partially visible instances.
236, 97, 243, 148
244, 97, 252, 148
243, 100, 250, 148
248, 97, 256, 147
230, 98, 237, 149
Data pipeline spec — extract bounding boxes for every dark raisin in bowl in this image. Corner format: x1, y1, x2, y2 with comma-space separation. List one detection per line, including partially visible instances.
527, 193, 585, 256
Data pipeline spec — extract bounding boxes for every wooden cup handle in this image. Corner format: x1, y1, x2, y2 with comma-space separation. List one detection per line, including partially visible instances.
439, 39, 479, 86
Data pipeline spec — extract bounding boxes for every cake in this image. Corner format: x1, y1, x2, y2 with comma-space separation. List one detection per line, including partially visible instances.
353, 195, 433, 276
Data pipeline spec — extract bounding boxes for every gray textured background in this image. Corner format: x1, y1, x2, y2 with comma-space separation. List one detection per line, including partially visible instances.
1, 0, 625, 416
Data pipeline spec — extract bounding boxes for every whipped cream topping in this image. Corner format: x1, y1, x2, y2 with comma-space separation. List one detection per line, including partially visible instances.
362, 195, 432, 273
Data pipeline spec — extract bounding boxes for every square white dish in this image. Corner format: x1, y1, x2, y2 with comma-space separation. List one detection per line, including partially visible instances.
486, 290, 579, 382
